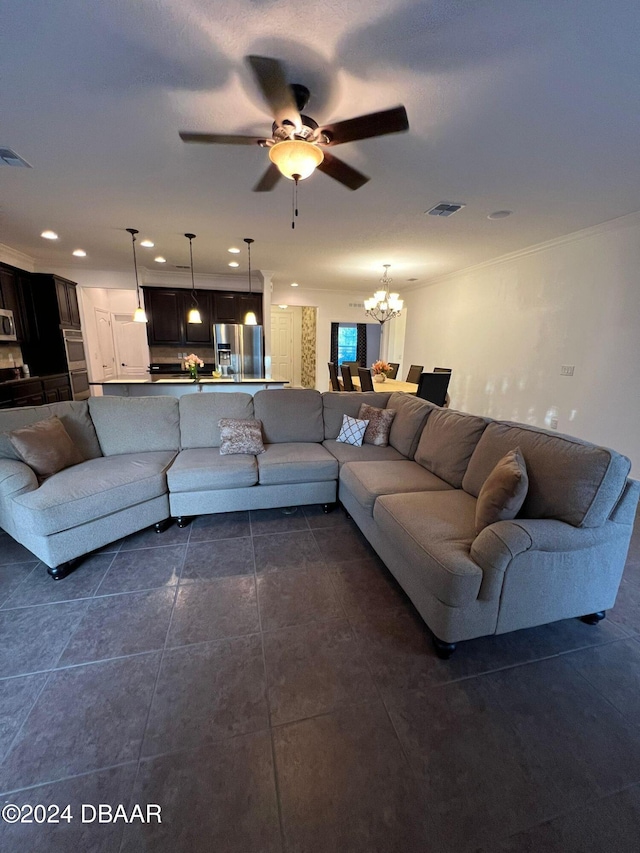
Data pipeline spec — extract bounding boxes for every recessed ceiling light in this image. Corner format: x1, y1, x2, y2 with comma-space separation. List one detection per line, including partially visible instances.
228, 261, 239, 268
406, 278, 418, 282
278, 304, 288, 309
154, 256, 167, 264
41, 230, 58, 240
228, 247, 240, 254
72, 249, 86, 257
488, 210, 513, 220
140, 239, 154, 248
291, 282, 299, 287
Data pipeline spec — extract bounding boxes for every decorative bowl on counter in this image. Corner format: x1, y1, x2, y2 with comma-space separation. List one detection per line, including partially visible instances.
211, 370, 222, 379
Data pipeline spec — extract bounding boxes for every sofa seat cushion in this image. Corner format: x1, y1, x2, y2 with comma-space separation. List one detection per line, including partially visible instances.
323, 439, 405, 466
167, 448, 258, 492
374, 490, 483, 607
257, 443, 338, 486
340, 460, 454, 516
11, 451, 176, 536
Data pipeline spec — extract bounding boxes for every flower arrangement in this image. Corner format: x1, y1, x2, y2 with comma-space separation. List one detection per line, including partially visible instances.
184, 353, 204, 381
371, 360, 391, 376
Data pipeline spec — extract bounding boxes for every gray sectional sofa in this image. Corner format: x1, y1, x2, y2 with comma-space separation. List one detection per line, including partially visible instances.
0, 388, 637, 656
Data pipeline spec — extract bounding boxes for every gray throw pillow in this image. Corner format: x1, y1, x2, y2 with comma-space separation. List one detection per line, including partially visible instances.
358, 403, 396, 447
7, 416, 84, 480
475, 447, 529, 533
218, 418, 265, 455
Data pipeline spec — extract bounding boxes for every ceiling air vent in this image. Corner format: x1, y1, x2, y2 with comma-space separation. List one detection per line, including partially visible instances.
0, 148, 32, 168
426, 202, 465, 217
174, 265, 190, 269
349, 302, 364, 308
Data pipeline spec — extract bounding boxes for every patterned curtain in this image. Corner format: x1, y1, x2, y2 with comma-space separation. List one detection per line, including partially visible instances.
356, 323, 367, 367
330, 322, 339, 366
301, 307, 317, 388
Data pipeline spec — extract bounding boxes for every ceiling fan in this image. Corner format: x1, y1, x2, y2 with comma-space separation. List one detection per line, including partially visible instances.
179, 55, 409, 192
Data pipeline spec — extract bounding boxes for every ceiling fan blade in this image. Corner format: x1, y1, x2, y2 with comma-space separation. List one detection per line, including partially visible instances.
321, 105, 409, 146
246, 55, 302, 131
253, 163, 282, 192
179, 132, 265, 145
317, 151, 369, 190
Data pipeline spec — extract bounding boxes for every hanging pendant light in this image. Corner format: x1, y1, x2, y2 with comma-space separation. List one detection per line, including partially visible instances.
364, 264, 403, 325
243, 237, 257, 325
126, 228, 148, 323
184, 233, 201, 323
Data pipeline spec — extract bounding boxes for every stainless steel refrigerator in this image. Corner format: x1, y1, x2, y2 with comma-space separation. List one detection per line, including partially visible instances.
214, 323, 264, 379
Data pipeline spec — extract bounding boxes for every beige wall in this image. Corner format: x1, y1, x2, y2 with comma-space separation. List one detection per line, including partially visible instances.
402, 212, 640, 472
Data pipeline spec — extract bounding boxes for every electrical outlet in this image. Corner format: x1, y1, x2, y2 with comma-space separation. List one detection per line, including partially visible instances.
560, 365, 575, 376
550, 417, 558, 430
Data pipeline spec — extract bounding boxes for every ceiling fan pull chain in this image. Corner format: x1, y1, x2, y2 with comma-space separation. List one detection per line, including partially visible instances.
291, 175, 300, 229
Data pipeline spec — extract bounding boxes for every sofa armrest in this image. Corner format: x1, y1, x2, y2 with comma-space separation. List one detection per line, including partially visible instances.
0, 458, 38, 500
471, 518, 604, 601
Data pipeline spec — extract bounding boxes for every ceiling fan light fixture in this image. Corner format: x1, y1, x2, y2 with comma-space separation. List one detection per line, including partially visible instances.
268, 139, 324, 181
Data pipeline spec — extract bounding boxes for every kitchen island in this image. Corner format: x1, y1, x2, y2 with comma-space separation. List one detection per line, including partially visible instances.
92, 377, 289, 397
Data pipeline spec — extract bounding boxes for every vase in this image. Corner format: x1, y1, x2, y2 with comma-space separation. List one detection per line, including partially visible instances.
373, 373, 386, 383
189, 368, 199, 382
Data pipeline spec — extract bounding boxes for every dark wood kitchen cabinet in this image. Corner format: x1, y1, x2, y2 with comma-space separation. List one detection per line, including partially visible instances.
143, 287, 213, 347
0, 374, 72, 408
28, 274, 81, 330
0, 264, 27, 342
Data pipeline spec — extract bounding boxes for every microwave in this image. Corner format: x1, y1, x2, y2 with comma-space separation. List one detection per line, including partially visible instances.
0, 309, 17, 342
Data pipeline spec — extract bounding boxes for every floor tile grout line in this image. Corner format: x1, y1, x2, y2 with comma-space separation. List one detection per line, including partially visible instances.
0, 562, 41, 608
0, 759, 140, 800
123, 536, 190, 812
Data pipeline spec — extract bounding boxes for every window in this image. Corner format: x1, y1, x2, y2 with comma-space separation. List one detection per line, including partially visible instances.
337, 325, 357, 365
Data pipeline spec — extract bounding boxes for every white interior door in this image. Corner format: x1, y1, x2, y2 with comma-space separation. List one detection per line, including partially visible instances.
112, 313, 149, 376
95, 308, 116, 380
270, 309, 294, 382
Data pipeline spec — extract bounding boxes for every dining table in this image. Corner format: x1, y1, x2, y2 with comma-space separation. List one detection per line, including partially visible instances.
351, 376, 418, 394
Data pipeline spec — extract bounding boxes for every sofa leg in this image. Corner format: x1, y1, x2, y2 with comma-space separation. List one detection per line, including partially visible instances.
176, 516, 194, 529
580, 611, 606, 625
47, 560, 80, 581
154, 519, 171, 533
432, 634, 457, 659
322, 503, 337, 514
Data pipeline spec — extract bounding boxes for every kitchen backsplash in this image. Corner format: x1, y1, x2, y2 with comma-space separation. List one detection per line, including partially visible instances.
0, 343, 24, 370
149, 346, 216, 364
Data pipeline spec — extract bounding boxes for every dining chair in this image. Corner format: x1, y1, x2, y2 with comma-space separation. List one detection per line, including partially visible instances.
416, 372, 451, 407
433, 367, 452, 373
340, 364, 356, 391
387, 362, 400, 379
342, 361, 361, 377
358, 367, 374, 391
327, 362, 342, 391
405, 364, 424, 384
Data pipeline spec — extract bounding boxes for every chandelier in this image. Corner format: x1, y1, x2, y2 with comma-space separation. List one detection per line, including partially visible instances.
364, 265, 403, 325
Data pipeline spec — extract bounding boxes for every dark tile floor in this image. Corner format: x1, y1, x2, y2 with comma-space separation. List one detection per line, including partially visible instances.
0, 505, 639, 852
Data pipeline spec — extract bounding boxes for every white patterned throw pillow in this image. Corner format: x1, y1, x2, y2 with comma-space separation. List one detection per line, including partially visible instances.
336, 414, 369, 447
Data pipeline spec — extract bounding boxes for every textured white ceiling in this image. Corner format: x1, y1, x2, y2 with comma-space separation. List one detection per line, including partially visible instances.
2, 0, 639, 293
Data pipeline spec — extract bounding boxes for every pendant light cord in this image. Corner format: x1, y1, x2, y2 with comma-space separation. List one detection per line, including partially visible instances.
185, 233, 198, 307
244, 237, 254, 294
126, 228, 141, 307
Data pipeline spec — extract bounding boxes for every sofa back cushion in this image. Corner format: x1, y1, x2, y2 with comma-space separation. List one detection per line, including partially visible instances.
415, 408, 489, 487
0, 401, 102, 462
254, 389, 324, 443
462, 421, 631, 528
387, 393, 433, 459
88, 396, 180, 456
322, 391, 390, 440
179, 392, 254, 448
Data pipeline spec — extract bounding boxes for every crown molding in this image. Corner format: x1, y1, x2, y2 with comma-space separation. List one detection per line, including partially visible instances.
401, 208, 640, 293
0, 243, 35, 272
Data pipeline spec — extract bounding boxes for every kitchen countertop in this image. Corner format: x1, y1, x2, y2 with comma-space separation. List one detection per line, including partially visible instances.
91, 377, 287, 386
0, 372, 68, 387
